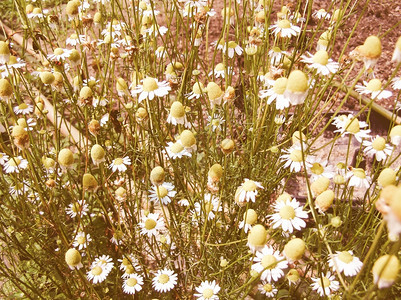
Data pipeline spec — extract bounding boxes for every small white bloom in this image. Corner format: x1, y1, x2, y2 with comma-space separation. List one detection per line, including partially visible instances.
311, 272, 340, 297
131, 77, 171, 102
268, 198, 308, 233
329, 250, 363, 277
73, 232, 92, 250
152, 268, 178, 293
123, 274, 144, 295
194, 280, 221, 299
109, 156, 131, 173
251, 245, 288, 282
139, 212, 165, 237
148, 182, 177, 205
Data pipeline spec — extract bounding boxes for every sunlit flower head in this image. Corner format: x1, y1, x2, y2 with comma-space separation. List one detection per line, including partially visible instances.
259, 77, 290, 110
333, 114, 371, 143
87, 258, 113, 284
163, 141, 192, 159
139, 212, 165, 237
346, 168, 371, 189
269, 198, 308, 233
362, 135, 393, 162
149, 182, 177, 205
311, 272, 340, 297
166, 101, 190, 128
308, 156, 335, 180
280, 146, 311, 173
208, 63, 233, 79
194, 194, 222, 220
187, 82, 205, 100
131, 77, 171, 102
66, 33, 87, 46
270, 19, 300, 38
251, 245, 288, 282
109, 156, 131, 173
66, 199, 89, 218
239, 209, 258, 233
13, 103, 33, 115
258, 282, 278, 297
301, 50, 339, 76
47, 48, 71, 62
355, 79, 392, 100
194, 280, 220, 299
329, 250, 363, 277
152, 268, 178, 293
3, 156, 28, 173
72, 231, 91, 250
207, 114, 225, 132
313, 8, 331, 19
123, 273, 144, 295
236, 178, 264, 204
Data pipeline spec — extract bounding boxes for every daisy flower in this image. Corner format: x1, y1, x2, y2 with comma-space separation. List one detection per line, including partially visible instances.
27, 8, 48, 19
268, 198, 308, 233
73, 231, 92, 250
269, 47, 286, 66
207, 114, 225, 132
208, 63, 233, 79
269, 19, 300, 38
313, 9, 331, 20
362, 135, 393, 162
83, 76, 99, 88
66, 33, 87, 46
239, 209, 258, 233
333, 114, 371, 143
118, 254, 141, 272
123, 274, 144, 295
308, 156, 335, 180
251, 245, 288, 282
148, 182, 177, 205
329, 250, 363, 277
259, 77, 290, 110
166, 101, 191, 128
194, 280, 221, 299
13, 103, 33, 115
110, 230, 125, 245
0, 152, 9, 165
131, 77, 171, 102
259, 282, 278, 297
391, 77, 401, 90
236, 178, 264, 204
65, 200, 89, 218
3, 156, 28, 173
10, 180, 29, 196
311, 272, 340, 297
47, 48, 72, 62
346, 168, 371, 189
109, 156, 131, 173
301, 50, 339, 76
139, 212, 165, 237
221, 41, 243, 58
163, 141, 192, 159
155, 46, 167, 59
87, 260, 112, 284
355, 79, 392, 100
187, 82, 205, 100
93, 255, 114, 273
152, 268, 178, 293
280, 146, 311, 173
194, 194, 222, 221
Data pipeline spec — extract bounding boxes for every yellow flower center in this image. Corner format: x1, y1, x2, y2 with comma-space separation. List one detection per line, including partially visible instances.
54, 48, 64, 56
8, 158, 21, 167
372, 136, 386, 151
366, 79, 382, 92
77, 236, 86, 244
263, 283, 273, 292
273, 77, 287, 94
122, 258, 130, 266
114, 158, 124, 165
193, 82, 204, 94
212, 119, 220, 126
144, 218, 156, 230
170, 142, 184, 154
215, 63, 225, 72
170, 102, 185, 118
345, 118, 360, 134
279, 205, 296, 219
18, 103, 28, 110
228, 41, 237, 49
142, 77, 158, 92
319, 277, 330, 288
289, 149, 302, 162
243, 180, 257, 192
277, 19, 291, 29
157, 186, 168, 198
244, 209, 257, 224
338, 251, 353, 264
126, 277, 138, 287
125, 265, 135, 274
204, 202, 213, 214
261, 255, 277, 269
158, 274, 169, 284
286, 70, 308, 93
91, 266, 103, 276
311, 162, 324, 175
203, 288, 214, 298
312, 50, 329, 65
353, 168, 366, 179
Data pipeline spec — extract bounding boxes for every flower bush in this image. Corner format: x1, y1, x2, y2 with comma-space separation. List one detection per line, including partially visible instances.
1, 0, 401, 298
